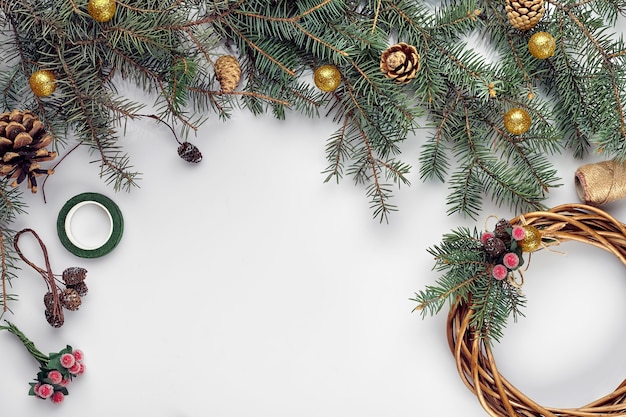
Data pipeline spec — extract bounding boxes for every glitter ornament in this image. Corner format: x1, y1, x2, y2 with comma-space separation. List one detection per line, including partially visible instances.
314, 65, 341, 92
88, 0, 117, 23
528, 31, 556, 59
519, 225, 542, 252
504, 108, 531, 135
29, 70, 57, 97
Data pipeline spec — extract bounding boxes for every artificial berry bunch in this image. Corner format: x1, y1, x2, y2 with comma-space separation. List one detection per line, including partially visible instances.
0, 321, 85, 404
480, 219, 542, 281
29, 345, 85, 403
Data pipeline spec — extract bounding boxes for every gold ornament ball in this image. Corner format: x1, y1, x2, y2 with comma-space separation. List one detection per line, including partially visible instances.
29, 70, 57, 97
504, 108, 531, 135
528, 32, 556, 59
88, 0, 117, 23
519, 225, 542, 252
314, 65, 341, 92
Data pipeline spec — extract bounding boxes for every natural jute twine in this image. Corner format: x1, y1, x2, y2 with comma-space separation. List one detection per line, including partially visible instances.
575, 160, 626, 206
447, 203, 626, 417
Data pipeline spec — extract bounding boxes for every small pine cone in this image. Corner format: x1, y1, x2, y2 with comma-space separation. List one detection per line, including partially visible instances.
61, 288, 82, 311
178, 142, 202, 163
45, 308, 64, 328
214, 55, 241, 93
43, 291, 55, 311
62, 266, 88, 286
505, 0, 545, 31
380, 43, 420, 84
0, 109, 56, 193
483, 236, 506, 259
68, 281, 89, 297
494, 219, 513, 241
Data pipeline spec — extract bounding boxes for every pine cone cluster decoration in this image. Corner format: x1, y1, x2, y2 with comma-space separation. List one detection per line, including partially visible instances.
380, 42, 420, 84
43, 267, 89, 328
214, 55, 241, 93
0, 109, 56, 192
505, 0, 545, 31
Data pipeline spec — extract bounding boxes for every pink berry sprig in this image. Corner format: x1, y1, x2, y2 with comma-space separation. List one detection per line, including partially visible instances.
481, 221, 528, 281
0, 321, 85, 404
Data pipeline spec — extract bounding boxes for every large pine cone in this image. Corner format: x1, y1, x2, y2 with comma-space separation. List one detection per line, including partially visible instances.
0, 110, 56, 192
380, 43, 420, 84
506, 0, 545, 31
214, 55, 241, 93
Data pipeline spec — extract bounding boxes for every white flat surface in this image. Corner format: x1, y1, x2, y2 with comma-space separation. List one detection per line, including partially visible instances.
3, 32, 626, 417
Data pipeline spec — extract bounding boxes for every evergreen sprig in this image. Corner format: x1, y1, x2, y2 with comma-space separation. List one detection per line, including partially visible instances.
412, 226, 527, 343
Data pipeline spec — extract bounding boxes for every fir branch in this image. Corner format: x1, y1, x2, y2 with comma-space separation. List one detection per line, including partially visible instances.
413, 225, 528, 343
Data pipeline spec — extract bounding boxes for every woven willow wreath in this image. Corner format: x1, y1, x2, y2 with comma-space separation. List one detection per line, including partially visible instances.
414, 203, 626, 417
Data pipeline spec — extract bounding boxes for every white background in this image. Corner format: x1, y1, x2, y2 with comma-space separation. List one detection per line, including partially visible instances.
3, 25, 626, 417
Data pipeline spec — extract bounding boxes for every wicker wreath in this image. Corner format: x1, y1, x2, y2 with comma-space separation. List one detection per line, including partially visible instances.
415, 203, 626, 417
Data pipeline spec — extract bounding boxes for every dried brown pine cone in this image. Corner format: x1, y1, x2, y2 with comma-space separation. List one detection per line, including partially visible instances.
61, 288, 82, 311
62, 266, 88, 286
483, 236, 506, 259
0, 109, 56, 193
214, 55, 241, 93
380, 43, 420, 84
68, 281, 89, 297
45, 308, 64, 328
43, 291, 55, 311
178, 142, 202, 163
505, 0, 545, 31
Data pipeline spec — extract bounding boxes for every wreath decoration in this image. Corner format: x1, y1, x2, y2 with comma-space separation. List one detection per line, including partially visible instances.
413, 203, 626, 417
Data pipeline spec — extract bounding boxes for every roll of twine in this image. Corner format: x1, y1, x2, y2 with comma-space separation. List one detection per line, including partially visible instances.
447, 203, 626, 417
575, 160, 626, 206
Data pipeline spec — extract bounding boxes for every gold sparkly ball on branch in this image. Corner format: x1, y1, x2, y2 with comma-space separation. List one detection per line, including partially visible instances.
88, 0, 117, 23
528, 31, 556, 59
29, 70, 57, 97
503, 107, 531, 135
314, 65, 341, 92
519, 225, 542, 252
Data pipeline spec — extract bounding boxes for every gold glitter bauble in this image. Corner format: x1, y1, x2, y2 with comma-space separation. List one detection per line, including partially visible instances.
88, 0, 117, 23
29, 70, 57, 97
528, 31, 556, 59
519, 225, 542, 252
314, 65, 341, 92
503, 108, 531, 135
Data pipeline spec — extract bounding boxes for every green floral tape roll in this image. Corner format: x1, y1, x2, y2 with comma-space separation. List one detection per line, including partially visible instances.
57, 192, 124, 258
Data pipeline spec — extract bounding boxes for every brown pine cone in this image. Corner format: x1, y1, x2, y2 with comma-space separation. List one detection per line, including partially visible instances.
62, 266, 88, 286
214, 55, 241, 93
45, 308, 64, 328
0, 110, 56, 193
178, 142, 202, 163
380, 43, 420, 84
494, 219, 513, 241
505, 0, 545, 31
68, 281, 89, 297
43, 291, 55, 311
61, 288, 82, 311
483, 236, 506, 259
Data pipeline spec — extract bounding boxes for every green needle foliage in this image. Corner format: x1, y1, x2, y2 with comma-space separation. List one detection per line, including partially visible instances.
0, 0, 624, 312
412, 226, 527, 343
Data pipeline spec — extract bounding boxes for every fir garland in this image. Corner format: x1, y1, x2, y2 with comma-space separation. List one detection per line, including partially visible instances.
0, 0, 623, 313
